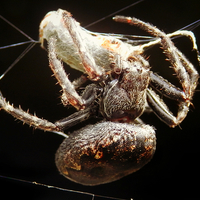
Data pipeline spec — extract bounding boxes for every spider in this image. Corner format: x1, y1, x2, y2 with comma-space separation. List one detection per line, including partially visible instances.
0, 9, 199, 186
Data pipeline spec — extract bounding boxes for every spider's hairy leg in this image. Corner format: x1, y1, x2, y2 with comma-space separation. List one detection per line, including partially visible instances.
148, 73, 191, 126
55, 108, 92, 131
72, 74, 88, 89
113, 15, 199, 127
136, 29, 199, 89
0, 84, 99, 136
141, 30, 199, 56
146, 88, 177, 126
150, 73, 187, 102
142, 30, 199, 92
0, 91, 66, 137
61, 11, 104, 81
55, 83, 101, 130
48, 37, 85, 110
113, 16, 199, 95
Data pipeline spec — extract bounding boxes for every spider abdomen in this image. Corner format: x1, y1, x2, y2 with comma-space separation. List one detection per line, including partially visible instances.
55, 121, 156, 185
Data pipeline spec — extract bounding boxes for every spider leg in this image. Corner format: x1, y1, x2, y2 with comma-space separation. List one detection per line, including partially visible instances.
140, 30, 199, 56
146, 88, 177, 126
0, 91, 66, 137
55, 83, 101, 130
113, 16, 199, 94
48, 37, 85, 110
139, 30, 199, 92
0, 87, 99, 135
113, 16, 199, 127
148, 73, 195, 127
148, 73, 190, 127
55, 107, 94, 131
61, 11, 104, 81
150, 73, 187, 102
72, 74, 88, 89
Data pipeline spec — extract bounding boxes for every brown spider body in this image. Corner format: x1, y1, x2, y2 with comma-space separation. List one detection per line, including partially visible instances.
55, 122, 156, 185
0, 9, 199, 185
100, 55, 150, 122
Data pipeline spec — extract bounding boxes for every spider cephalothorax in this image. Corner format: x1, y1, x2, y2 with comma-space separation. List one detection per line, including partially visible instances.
0, 9, 199, 185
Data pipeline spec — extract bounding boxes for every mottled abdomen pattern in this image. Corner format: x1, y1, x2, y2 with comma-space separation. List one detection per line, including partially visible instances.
55, 121, 156, 185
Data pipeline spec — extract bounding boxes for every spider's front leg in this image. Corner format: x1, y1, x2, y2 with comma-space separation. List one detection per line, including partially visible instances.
114, 16, 199, 127
0, 91, 66, 137
0, 85, 98, 136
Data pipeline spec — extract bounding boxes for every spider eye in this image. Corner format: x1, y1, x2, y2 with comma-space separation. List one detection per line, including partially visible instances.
55, 122, 156, 185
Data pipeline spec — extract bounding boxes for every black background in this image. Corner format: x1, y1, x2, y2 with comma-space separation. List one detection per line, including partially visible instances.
0, 0, 200, 199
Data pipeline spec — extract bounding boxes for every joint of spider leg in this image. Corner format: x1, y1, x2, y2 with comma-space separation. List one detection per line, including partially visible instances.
110, 56, 123, 75
71, 98, 86, 110
89, 68, 104, 82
